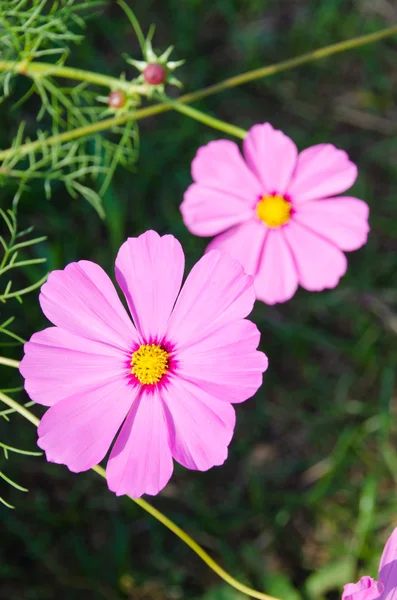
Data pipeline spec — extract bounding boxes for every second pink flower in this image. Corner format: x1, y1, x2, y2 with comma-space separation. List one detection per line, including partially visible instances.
181, 122, 370, 304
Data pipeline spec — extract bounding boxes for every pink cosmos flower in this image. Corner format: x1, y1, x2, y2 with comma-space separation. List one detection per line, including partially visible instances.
342, 527, 397, 600
181, 122, 370, 305
19, 231, 267, 498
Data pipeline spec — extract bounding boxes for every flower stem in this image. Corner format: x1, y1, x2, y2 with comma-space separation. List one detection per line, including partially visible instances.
0, 102, 173, 161
0, 390, 280, 600
0, 59, 147, 95
94, 466, 279, 600
167, 100, 247, 139
0, 356, 20, 368
1, 24, 395, 96
181, 24, 397, 102
0, 391, 39, 426
117, 0, 146, 54
0, 24, 396, 161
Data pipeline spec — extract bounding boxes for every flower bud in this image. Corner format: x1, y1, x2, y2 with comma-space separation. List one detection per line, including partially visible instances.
108, 90, 127, 109
143, 64, 166, 85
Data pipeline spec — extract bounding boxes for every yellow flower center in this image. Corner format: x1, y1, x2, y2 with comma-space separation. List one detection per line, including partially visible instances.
131, 344, 169, 385
256, 194, 291, 228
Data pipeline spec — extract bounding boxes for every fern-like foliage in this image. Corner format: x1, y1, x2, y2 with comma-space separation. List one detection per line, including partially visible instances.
0, 205, 47, 303
0, 442, 41, 509
0, 0, 103, 61
0, 0, 141, 216
0, 118, 140, 218
0, 0, 104, 104
0, 204, 47, 508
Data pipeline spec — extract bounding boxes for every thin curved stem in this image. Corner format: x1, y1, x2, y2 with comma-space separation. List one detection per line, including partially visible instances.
180, 24, 397, 102
117, 0, 146, 54
96, 464, 280, 600
0, 356, 20, 368
0, 390, 280, 600
0, 24, 395, 97
0, 102, 177, 161
167, 100, 247, 139
0, 273, 48, 301
0, 24, 396, 162
0, 391, 39, 426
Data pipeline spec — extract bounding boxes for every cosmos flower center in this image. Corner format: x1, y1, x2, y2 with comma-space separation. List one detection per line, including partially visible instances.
131, 344, 169, 385
256, 194, 291, 228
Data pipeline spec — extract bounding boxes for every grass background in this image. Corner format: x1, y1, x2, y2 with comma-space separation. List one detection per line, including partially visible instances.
1, 0, 397, 598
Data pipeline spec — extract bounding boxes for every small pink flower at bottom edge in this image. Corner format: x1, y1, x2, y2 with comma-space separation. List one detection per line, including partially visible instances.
180, 122, 370, 305
19, 230, 268, 498
342, 527, 397, 600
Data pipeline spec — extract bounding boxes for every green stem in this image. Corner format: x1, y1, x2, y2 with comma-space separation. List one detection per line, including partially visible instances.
0, 391, 39, 426
169, 101, 247, 139
117, 0, 146, 54
0, 441, 41, 456
0, 469, 28, 492
0, 356, 20, 368
0, 390, 280, 600
0, 24, 396, 161
0, 59, 147, 95
0, 257, 47, 276
0, 273, 48, 301
180, 24, 397, 102
96, 463, 279, 600
0, 104, 167, 161
1, 24, 395, 96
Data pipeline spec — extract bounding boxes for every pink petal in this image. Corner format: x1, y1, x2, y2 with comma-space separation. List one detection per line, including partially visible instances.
176, 319, 267, 404
39, 260, 138, 351
243, 123, 298, 195
20, 327, 129, 407
254, 229, 299, 304
205, 219, 266, 276
37, 377, 136, 472
191, 139, 262, 205
107, 389, 173, 497
284, 220, 347, 291
287, 144, 358, 204
115, 231, 184, 342
181, 184, 253, 236
162, 376, 236, 470
342, 577, 382, 600
167, 250, 255, 348
378, 527, 397, 600
295, 196, 370, 251
379, 527, 397, 573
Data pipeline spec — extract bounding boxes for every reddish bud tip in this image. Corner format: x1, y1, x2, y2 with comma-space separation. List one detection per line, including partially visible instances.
143, 64, 166, 85
108, 90, 126, 109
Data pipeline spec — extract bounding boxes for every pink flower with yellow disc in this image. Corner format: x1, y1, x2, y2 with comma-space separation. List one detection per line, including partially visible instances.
181, 122, 370, 304
19, 231, 267, 498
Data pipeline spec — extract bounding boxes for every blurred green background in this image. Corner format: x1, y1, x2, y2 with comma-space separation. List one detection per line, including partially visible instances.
1, 0, 397, 598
